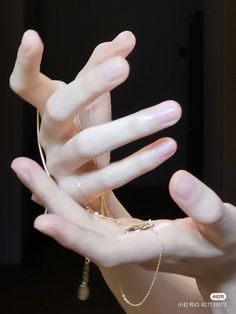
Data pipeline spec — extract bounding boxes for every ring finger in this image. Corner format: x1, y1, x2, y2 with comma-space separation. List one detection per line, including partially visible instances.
58, 137, 177, 204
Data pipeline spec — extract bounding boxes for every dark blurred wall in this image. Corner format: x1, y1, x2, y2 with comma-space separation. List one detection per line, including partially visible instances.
204, 0, 236, 203
221, 1, 236, 203
0, 0, 24, 264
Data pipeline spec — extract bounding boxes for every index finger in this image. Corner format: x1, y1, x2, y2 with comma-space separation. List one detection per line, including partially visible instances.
11, 157, 121, 235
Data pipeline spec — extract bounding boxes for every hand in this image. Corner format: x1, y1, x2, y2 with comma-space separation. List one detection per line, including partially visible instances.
10, 30, 180, 213
11, 157, 236, 309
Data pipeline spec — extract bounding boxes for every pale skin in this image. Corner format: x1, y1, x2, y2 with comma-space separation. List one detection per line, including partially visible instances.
10, 30, 236, 314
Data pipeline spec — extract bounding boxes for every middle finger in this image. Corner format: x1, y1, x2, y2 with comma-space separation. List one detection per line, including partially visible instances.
51, 101, 181, 174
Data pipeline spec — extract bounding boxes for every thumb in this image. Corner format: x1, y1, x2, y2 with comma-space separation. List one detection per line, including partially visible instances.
169, 170, 223, 225
169, 170, 236, 246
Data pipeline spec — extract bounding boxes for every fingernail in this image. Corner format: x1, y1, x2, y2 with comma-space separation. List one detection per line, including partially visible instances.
21, 34, 31, 53
11, 165, 31, 187
154, 139, 176, 158
113, 32, 124, 42
151, 101, 181, 124
173, 172, 197, 201
34, 216, 49, 230
21, 30, 33, 53
101, 57, 125, 80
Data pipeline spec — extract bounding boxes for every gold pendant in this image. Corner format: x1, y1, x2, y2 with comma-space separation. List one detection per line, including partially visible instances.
78, 284, 90, 301
125, 219, 154, 233
78, 257, 90, 301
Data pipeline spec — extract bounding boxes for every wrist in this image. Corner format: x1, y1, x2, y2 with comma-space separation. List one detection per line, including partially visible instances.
198, 278, 236, 314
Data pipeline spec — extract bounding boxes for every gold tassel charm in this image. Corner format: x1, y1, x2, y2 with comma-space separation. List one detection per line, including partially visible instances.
77, 257, 90, 301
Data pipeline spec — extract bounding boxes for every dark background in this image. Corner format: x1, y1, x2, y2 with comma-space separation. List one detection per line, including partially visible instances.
0, 0, 235, 313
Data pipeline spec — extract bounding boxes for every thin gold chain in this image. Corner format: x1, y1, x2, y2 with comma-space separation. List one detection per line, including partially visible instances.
36, 111, 50, 176
99, 197, 164, 307
119, 227, 163, 307
78, 105, 164, 307
37, 110, 49, 214
37, 106, 164, 307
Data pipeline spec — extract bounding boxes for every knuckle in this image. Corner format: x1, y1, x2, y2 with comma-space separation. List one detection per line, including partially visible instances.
9, 73, 25, 95
45, 101, 64, 123
45, 89, 70, 123
97, 170, 112, 191
129, 111, 152, 138
74, 130, 92, 160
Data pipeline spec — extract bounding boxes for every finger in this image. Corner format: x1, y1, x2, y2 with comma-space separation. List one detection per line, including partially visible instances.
11, 158, 124, 266
74, 94, 112, 131
169, 170, 236, 245
34, 214, 108, 264
77, 31, 136, 78
88, 94, 112, 168
52, 101, 181, 174
11, 157, 97, 229
41, 56, 129, 143
34, 213, 225, 273
10, 30, 61, 111
11, 158, 125, 239
34, 213, 165, 268
73, 94, 112, 170
76, 31, 135, 141
59, 138, 177, 204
